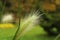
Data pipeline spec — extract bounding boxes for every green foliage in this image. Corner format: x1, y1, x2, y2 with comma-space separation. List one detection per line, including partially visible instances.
0, 26, 55, 40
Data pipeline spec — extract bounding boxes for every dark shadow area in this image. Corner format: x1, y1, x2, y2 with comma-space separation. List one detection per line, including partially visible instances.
35, 34, 56, 40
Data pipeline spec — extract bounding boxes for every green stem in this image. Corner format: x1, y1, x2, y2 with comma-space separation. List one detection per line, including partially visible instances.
13, 0, 21, 40
54, 34, 60, 40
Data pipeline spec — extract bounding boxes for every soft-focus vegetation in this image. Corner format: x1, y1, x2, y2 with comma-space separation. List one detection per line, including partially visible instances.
0, 23, 14, 28
0, 0, 60, 40
0, 25, 56, 40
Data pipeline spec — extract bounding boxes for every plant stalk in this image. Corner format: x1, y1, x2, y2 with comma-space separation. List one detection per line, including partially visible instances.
13, 0, 21, 40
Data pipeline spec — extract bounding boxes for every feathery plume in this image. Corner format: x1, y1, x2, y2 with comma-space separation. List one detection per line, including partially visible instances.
13, 10, 43, 40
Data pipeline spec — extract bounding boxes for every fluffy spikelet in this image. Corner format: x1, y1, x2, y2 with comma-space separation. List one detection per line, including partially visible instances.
14, 10, 43, 40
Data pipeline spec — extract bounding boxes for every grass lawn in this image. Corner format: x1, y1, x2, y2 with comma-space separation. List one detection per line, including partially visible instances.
0, 25, 56, 40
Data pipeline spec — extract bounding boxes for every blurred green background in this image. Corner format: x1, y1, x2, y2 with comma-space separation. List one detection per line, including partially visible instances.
0, 0, 60, 40
0, 26, 56, 40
